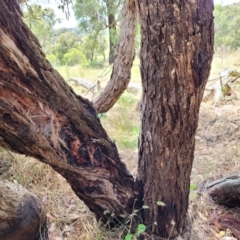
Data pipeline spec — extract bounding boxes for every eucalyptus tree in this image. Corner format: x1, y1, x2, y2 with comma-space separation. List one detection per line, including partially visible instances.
74, 0, 122, 63
23, 4, 60, 53
0, 0, 214, 238
214, 3, 240, 50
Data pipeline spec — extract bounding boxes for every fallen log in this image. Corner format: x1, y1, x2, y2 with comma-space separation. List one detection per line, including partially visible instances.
69, 77, 141, 94
0, 180, 47, 240
69, 77, 101, 93
207, 175, 240, 207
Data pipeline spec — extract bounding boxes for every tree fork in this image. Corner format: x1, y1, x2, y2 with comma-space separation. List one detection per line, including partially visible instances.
0, 0, 135, 223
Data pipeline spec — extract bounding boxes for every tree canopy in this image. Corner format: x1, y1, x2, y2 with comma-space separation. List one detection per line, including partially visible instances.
23, 4, 61, 53
214, 2, 240, 50
74, 0, 122, 63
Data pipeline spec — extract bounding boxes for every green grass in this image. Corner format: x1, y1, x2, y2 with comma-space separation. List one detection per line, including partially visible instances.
96, 92, 141, 150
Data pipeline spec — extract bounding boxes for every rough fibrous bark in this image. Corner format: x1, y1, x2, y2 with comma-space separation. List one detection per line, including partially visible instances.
93, 0, 137, 113
207, 175, 240, 207
136, 0, 214, 238
0, 181, 47, 240
0, 0, 134, 223
0, 0, 215, 238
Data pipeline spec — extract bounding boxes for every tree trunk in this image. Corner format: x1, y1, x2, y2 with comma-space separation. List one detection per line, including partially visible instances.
136, 0, 214, 238
108, 12, 117, 64
0, 0, 134, 223
106, 0, 117, 64
93, 0, 137, 113
0, 180, 47, 240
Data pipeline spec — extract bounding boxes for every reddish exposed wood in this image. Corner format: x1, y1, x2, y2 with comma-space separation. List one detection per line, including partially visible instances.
0, 0, 134, 223
93, 0, 137, 113
136, 0, 214, 238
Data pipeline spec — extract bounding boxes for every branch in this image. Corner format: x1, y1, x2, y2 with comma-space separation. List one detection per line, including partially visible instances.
93, 0, 137, 113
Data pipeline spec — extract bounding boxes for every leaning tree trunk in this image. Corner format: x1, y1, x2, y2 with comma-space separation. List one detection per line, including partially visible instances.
136, 0, 214, 238
93, 0, 137, 113
0, 0, 134, 223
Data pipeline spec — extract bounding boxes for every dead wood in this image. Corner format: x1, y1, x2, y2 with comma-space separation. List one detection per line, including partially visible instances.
0, 180, 47, 240
207, 175, 240, 207
69, 77, 96, 90
69, 77, 141, 95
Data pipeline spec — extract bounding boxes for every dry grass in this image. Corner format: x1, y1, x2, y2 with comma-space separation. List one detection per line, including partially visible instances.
1, 53, 240, 239
0, 153, 101, 240
190, 98, 240, 239
209, 50, 240, 79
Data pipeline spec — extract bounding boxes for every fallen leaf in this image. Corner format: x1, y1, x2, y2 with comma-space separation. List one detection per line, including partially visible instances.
216, 231, 225, 238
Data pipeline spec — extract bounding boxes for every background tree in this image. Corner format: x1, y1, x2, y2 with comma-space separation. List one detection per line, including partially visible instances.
62, 47, 89, 66
214, 3, 240, 51
52, 30, 82, 64
23, 4, 61, 53
80, 33, 107, 63
74, 0, 121, 63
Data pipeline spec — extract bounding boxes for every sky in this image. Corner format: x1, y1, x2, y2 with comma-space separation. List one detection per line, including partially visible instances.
34, 0, 78, 28
36, 0, 240, 29
214, 0, 239, 4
